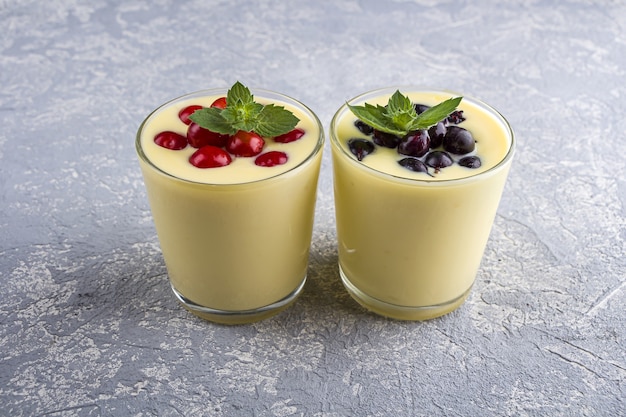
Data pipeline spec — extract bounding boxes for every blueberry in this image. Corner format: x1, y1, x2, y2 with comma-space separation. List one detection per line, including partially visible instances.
447, 110, 466, 124
443, 126, 475, 155
428, 121, 446, 149
348, 138, 375, 161
398, 158, 432, 176
354, 119, 374, 135
373, 130, 401, 148
397, 130, 430, 158
425, 151, 453, 170
414, 103, 430, 114
458, 155, 482, 169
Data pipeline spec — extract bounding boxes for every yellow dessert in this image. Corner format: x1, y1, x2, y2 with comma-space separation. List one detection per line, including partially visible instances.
137, 86, 324, 324
330, 88, 514, 320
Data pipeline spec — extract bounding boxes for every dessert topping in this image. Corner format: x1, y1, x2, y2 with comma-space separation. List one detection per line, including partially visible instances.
347, 90, 461, 137
189, 81, 298, 138
226, 130, 265, 157
152, 81, 305, 169
189, 146, 232, 168
346, 90, 483, 175
178, 105, 204, 125
154, 131, 188, 150
255, 151, 288, 167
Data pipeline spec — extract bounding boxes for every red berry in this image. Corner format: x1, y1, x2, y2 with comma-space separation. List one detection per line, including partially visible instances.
211, 97, 227, 109
189, 146, 232, 168
154, 131, 187, 150
226, 130, 265, 157
178, 105, 203, 125
255, 151, 288, 167
187, 122, 229, 148
273, 128, 305, 143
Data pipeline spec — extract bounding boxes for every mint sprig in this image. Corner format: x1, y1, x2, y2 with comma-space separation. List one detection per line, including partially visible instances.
189, 81, 299, 137
348, 90, 462, 137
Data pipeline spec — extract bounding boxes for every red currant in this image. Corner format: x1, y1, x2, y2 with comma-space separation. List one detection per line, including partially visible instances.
255, 151, 288, 167
211, 97, 227, 109
187, 122, 229, 148
226, 131, 265, 157
178, 105, 203, 125
154, 131, 187, 150
273, 128, 305, 143
189, 146, 232, 168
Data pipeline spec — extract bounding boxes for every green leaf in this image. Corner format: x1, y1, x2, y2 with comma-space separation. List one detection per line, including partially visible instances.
254, 104, 299, 137
348, 91, 463, 137
347, 102, 405, 136
187, 81, 300, 137
226, 81, 254, 106
410, 96, 463, 130
386, 90, 414, 116
389, 110, 418, 133
221, 101, 263, 132
188, 107, 236, 135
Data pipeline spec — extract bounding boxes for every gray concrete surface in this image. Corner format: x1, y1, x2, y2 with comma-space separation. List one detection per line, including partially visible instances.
1, 0, 624, 416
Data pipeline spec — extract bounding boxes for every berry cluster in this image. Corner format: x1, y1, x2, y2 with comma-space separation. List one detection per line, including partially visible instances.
348, 104, 481, 175
153, 97, 305, 168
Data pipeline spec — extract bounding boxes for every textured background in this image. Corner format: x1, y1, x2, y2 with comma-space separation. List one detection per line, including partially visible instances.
1, 0, 625, 416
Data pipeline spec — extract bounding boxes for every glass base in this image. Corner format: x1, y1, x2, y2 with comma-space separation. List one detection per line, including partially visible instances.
171, 276, 306, 325
339, 266, 472, 321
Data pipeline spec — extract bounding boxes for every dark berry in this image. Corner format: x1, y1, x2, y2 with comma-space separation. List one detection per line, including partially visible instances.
187, 122, 229, 148
443, 126, 475, 155
373, 130, 401, 148
226, 130, 265, 157
397, 130, 430, 158
447, 110, 466, 124
414, 104, 430, 114
178, 105, 203, 125
425, 151, 453, 171
255, 151, 288, 167
154, 131, 187, 150
189, 146, 232, 168
347, 138, 375, 161
354, 119, 374, 135
428, 122, 447, 149
211, 97, 227, 109
398, 158, 432, 175
458, 155, 482, 169
274, 128, 305, 143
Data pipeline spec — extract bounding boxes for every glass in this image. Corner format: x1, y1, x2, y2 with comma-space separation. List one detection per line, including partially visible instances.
136, 88, 324, 324
330, 87, 515, 320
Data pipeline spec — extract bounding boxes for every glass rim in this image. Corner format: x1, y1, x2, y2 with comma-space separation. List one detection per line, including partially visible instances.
329, 86, 515, 186
136, 87, 325, 187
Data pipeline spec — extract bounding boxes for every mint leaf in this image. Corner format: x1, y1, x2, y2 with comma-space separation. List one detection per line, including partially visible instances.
385, 90, 419, 133
188, 107, 235, 135
254, 104, 299, 137
226, 81, 254, 106
410, 97, 462, 130
348, 91, 463, 137
188, 81, 300, 137
221, 101, 263, 132
347, 102, 405, 136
